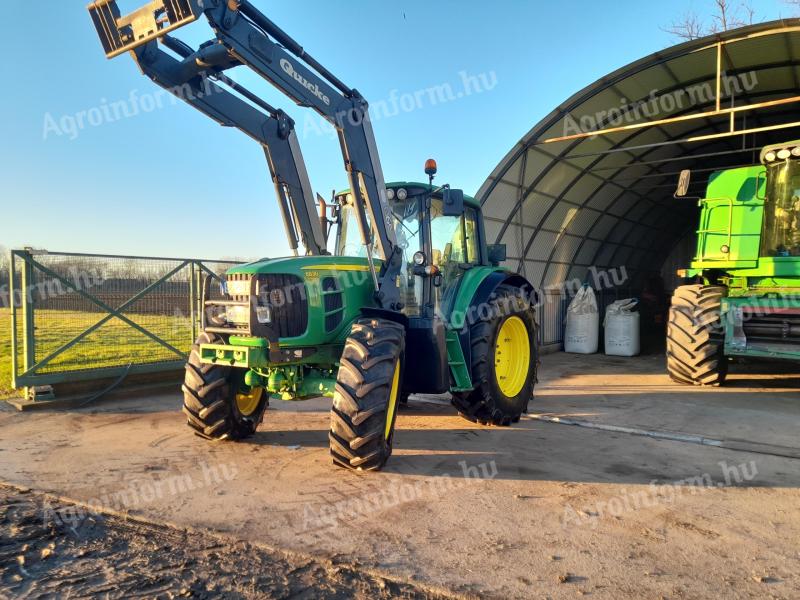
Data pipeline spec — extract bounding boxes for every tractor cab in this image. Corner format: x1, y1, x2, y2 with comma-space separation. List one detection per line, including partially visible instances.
334, 181, 485, 319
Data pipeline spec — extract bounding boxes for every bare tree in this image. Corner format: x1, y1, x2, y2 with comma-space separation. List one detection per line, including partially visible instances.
0, 245, 9, 288
663, 12, 706, 40
663, 0, 758, 41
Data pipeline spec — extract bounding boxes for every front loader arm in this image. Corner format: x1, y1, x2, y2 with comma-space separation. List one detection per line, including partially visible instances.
135, 35, 326, 256
88, 0, 404, 310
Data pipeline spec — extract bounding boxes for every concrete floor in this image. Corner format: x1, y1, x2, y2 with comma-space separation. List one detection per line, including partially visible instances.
1, 352, 799, 599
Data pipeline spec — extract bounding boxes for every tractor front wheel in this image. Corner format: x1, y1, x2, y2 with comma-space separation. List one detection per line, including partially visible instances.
452, 285, 538, 425
329, 318, 406, 471
666, 284, 727, 386
182, 332, 269, 440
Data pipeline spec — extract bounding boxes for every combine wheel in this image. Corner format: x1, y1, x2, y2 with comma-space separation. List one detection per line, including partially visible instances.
667, 285, 727, 386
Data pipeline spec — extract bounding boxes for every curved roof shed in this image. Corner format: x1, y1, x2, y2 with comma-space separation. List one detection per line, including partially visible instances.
477, 20, 800, 290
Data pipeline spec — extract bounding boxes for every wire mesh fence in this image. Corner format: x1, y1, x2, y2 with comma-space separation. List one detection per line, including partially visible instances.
7, 250, 238, 393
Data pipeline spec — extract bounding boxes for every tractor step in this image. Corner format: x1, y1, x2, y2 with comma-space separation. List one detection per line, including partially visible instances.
88, 0, 201, 59
446, 329, 473, 392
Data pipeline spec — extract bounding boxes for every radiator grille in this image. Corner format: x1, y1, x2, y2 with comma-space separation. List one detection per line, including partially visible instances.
226, 273, 308, 338
323, 277, 344, 332
259, 274, 308, 338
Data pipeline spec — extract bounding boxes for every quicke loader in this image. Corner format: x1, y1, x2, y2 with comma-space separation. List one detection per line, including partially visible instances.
88, 0, 539, 470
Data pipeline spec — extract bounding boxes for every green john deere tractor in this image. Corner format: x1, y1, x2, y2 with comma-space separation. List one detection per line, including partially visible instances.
667, 140, 800, 386
88, 0, 539, 470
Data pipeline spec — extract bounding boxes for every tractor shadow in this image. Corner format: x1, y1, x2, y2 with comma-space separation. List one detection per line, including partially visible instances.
245, 395, 800, 489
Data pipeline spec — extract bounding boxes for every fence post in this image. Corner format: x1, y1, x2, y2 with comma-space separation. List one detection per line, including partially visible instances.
9, 251, 18, 389
189, 261, 197, 343
20, 251, 36, 385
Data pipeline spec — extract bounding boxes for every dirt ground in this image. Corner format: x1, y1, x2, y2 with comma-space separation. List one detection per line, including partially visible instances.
1, 352, 799, 599
0, 485, 450, 599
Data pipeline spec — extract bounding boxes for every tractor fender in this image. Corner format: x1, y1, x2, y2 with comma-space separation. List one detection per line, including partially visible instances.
359, 306, 410, 329
469, 271, 538, 314
446, 268, 538, 369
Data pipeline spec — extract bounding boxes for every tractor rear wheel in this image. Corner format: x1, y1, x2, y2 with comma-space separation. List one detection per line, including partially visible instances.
452, 285, 538, 425
182, 332, 269, 440
329, 318, 405, 471
666, 284, 728, 386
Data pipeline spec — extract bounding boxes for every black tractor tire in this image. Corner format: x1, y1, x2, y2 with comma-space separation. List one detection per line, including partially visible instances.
329, 318, 406, 471
666, 284, 728, 386
182, 332, 269, 440
452, 285, 538, 426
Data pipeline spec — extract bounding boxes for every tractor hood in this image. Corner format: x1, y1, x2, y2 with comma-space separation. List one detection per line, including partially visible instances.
227, 255, 380, 277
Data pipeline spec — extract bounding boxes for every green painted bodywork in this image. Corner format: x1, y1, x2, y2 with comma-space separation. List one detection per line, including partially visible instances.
197, 233, 514, 399
199, 255, 378, 399
687, 165, 766, 276
682, 157, 800, 360
445, 266, 508, 329
228, 254, 378, 349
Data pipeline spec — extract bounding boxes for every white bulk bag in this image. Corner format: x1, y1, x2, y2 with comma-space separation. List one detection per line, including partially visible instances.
604, 298, 640, 357
564, 286, 599, 354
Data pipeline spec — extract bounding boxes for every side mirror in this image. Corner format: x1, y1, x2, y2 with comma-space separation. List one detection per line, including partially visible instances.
487, 244, 507, 266
443, 187, 464, 216
675, 169, 691, 197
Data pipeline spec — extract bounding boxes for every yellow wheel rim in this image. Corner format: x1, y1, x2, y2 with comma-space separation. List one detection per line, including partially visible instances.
494, 316, 530, 397
384, 360, 401, 440
236, 387, 263, 417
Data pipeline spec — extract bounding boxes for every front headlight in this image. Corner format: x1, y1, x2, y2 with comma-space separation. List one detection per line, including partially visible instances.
225, 305, 250, 324
226, 279, 251, 297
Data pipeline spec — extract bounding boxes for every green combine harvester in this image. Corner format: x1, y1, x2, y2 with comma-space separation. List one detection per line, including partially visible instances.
88, 0, 538, 470
668, 140, 800, 386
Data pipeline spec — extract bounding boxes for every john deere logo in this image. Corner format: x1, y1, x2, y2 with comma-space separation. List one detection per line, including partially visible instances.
280, 58, 331, 106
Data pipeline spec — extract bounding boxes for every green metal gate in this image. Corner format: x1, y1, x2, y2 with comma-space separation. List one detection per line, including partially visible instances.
8, 250, 238, 400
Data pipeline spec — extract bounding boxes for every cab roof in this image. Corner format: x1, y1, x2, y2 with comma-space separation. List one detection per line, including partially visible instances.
336, 181, 480, 209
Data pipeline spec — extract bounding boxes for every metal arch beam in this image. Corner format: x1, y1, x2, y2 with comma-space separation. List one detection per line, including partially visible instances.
480, 29, 800, 287
514, 121, 693, 278
591, 97, 800, 268
486, 217, 676, 254
486, 179, 689, 237
576, 86, 798, 271
531, 75, 708, 284
478, 50, 800, 209
482, 53, 798, 218
498, 65, 739, 274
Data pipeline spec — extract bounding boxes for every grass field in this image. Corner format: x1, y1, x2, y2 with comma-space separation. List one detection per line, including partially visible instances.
0, 308, 193, 399
0, 309, 13, 398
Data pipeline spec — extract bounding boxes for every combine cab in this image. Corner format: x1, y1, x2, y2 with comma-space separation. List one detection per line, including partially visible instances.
668, 141, 800, 385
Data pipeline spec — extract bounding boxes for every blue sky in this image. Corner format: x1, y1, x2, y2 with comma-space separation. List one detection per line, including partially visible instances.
0, 0, 793, 260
